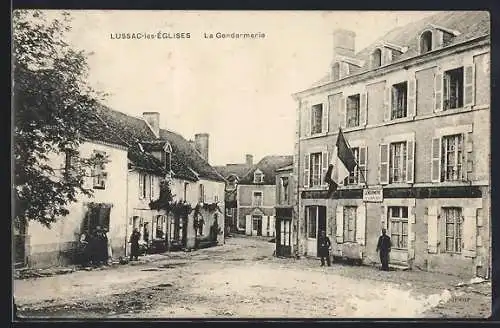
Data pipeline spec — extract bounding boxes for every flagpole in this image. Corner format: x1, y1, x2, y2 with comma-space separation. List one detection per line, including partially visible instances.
338, 127, 368, 188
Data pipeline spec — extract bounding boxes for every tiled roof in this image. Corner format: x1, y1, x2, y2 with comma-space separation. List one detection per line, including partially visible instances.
309, 11, 490, 89
239, 155, 293, 185
159, 129, 226, 183
214, 164, 253, 180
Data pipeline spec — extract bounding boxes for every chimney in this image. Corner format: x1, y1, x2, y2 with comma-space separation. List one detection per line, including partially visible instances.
194, 133, 209, 162
143, 112, 160, 138
246, 154, 253, 166
332, 29, 356, 58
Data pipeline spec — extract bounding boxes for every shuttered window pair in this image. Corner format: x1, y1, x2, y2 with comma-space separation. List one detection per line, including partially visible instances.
336, 205, 366, 245
379, 139, 415, 184
303, 152, 328, 188
427, 206, 477, 258
302, 102, 328, 136
384, 79, 416, 121
346, 94, 360, 128
431, 133, 470, 183
139, 174, 154, 199
340, 92, 367, 129
434, 64, 475, 112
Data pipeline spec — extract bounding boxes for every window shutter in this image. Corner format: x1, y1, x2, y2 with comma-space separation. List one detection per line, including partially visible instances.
407, 77, 417, 118
462, 207, 477, 258
464, 132, 473, 181
431, 137, 441, 183
321, 151, 329, 187
336, 206, 344, 243
379, 143, 389, 185
305, 103, 311, 137
139, 174, 144, 199
245, 215, 252, 235
406, 140, 415, 183
427, 206, 438, 253
463, 64, 475, 107
322, 102, 329, 133
380, 205, 387, 230
408, 208, 416, 259
339, 95, 346, 128
358, 146, 367, 185
303, 153, 310, 188
434, 68, 443, 112
359, 92, 368, 126
150, 176, 155, 199
383, 85, 391, 121
355, 204, 366, 246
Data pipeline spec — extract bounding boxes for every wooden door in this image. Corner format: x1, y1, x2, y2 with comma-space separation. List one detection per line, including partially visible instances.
276, 218, 292, 257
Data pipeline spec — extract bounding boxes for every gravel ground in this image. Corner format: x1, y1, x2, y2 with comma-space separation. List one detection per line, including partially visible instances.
14, 235, 491, 319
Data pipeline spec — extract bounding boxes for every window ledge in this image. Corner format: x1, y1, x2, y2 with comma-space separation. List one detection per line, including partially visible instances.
343, 125, 365, 133
338, 184, 364, 190
301, 132, 328, 140
93, 186, 106, 190
384, 116, 414, 126
382, 183, 412, 188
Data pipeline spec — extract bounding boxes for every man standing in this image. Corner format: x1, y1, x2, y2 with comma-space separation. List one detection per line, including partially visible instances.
318, 230, 331, 267
376, 228, 392, 271
129, 228, 141, 261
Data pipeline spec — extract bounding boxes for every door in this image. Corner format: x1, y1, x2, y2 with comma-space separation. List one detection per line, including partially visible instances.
387, 206, 409, 265
276, 218, 292, 257
316, 206, 327, 256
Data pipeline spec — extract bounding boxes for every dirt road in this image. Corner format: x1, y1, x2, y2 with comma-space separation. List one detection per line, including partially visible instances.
14, 236, 491, 319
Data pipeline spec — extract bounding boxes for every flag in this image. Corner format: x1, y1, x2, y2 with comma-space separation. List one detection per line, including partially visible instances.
324, 129, 358, 195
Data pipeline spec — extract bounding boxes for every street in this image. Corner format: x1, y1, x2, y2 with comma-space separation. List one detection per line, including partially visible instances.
14, 236, 491, 319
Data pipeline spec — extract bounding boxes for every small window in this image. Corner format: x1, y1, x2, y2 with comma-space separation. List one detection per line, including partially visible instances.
443, 67, 464, 110
389, 142, 407, 183
441, 134, 464, 182
389, 206, 408, 250
280, 176, 290, 204
253, 171, 264, 183
161, 144, 172, 172
183, 182, 188, 201
346, 94, 360, 128
343, 206, 357, 242
311, 104, 323, 135
139, 173, 149, 199
444, 207, 462, 253
420, 30, 433, 54
331, 62, 340, 81
372, 48, 382, 68
391, 82, 408, 120
252, 191, 263, 207
199, 184, 205, 203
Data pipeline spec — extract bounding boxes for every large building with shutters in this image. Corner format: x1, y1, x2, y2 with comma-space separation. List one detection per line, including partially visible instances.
292, 12, 490, 278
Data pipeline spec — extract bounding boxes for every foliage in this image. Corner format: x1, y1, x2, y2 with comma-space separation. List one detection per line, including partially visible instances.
13, 10, 107, 228
149, 179, 175, 212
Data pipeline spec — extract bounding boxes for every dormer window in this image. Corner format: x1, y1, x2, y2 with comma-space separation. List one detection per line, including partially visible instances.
253, 169, 264, 183
161, 143, 172, 172
420, 30, 433, 54
371, 48, 382, 68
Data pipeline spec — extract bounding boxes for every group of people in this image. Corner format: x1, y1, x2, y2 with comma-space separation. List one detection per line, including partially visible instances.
317, 228, 392, 271
79, 226, 110, 267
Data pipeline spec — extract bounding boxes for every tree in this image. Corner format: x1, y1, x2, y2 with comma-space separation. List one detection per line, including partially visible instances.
13, 10, 106, 228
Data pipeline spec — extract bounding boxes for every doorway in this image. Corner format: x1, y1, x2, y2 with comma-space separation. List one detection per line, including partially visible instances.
276, 218, 292, 257
316, 207, 327, 256
305, 205, 327, 257
252, 215, 262, 236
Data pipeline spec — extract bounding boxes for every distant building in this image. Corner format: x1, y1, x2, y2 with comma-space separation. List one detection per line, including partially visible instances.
274, 163, 297, 257
293, 12, 490, 278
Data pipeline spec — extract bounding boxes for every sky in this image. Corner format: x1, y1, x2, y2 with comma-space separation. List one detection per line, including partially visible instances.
54, 10, 437, 166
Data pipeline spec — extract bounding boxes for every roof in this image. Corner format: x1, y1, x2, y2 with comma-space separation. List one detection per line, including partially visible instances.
159, 129, 226, 183
239, 155, 293, 185
214, 164, 253, 180
309, 11, 490, 89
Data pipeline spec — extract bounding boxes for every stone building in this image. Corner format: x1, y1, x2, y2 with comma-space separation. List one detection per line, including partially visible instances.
292, 11, 490, 278
274, 163, 298, 257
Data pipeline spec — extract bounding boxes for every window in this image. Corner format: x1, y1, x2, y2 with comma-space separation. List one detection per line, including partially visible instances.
199, 184, 205, 203
444, 207, 462, 253
343, 206, 357, 242
331, 62, 340, 81
442, 134, 463, 182
139, 173, 149, 199
214, 195, 219, 202
155, 215, 165, 239
346, 94, 360, 128
309, 153, 322, 187
372, 48, 382, 68
64, 149, 79, 177
226, 208, 232, 217
280, 176, 290, 203
306, 206, 317, 239
311, 104, 323, 135
389, 206, 408, 250
443, 67, 464, 110
420, 30, 433, 54
254, 170, 264, 183
92, 150, 107, 189
389, 142, 407, 183
183, 182, 188, 201
252, 191, 263, 206
345, 147, 360, 185
391, 82, 408, 119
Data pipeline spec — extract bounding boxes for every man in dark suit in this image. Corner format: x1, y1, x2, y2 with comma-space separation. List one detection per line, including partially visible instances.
376, 228, 392, 271
318, 230, 331, 267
